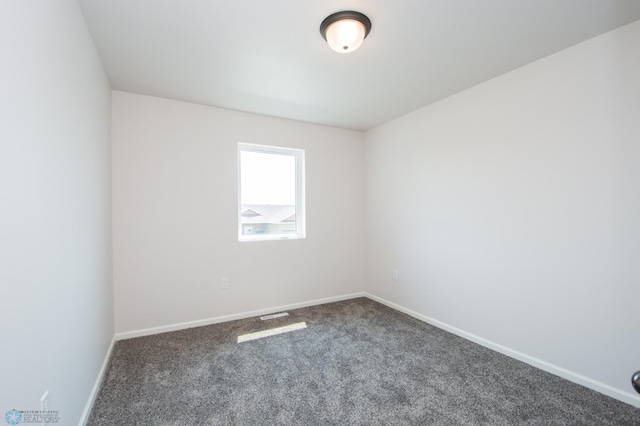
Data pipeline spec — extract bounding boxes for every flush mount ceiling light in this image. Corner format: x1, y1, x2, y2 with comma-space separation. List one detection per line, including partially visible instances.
320, 11, 372, 54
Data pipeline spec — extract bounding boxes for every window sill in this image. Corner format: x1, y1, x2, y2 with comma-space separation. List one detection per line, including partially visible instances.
238, 234, 306, 242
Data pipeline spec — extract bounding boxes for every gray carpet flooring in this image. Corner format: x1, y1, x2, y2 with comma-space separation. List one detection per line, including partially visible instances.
88, 298, 640, 425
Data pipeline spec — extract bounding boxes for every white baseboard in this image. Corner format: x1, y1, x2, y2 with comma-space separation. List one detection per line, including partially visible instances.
364, 292, 640, 409
78, 335, 116, 425
84, 291, 639, 422
115, 292, 367, 341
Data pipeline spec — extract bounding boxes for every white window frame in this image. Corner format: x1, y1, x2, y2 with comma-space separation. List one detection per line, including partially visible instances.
238, 143, 306, 242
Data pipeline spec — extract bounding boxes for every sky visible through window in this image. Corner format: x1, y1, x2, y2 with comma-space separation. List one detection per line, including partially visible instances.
240, 150, 296, 205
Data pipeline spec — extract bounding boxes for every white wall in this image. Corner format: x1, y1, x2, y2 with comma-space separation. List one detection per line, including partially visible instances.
112, 91, 365, 334
0, 1, 113, 424
365, 20, 640, 405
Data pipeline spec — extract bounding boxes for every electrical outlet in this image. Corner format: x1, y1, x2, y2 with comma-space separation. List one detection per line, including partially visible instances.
220, 277, 229, 289
392, 269, 399, 281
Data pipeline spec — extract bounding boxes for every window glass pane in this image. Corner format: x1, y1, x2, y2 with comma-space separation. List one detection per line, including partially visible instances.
240, 151, 295, 206
238, 145, 304, 240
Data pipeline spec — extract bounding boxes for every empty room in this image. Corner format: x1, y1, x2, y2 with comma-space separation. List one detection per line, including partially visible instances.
2, 1, 640, 424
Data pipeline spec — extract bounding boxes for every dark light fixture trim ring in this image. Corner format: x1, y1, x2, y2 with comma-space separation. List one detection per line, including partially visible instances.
320, 11, 372, 41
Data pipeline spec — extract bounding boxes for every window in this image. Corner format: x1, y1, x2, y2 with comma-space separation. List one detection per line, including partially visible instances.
238, 143, 305, 241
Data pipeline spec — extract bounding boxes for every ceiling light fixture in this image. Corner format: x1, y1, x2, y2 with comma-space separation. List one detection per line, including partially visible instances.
320, 11, 372, 54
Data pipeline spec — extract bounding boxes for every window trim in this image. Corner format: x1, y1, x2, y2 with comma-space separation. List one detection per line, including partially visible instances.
237, 143, 306, 242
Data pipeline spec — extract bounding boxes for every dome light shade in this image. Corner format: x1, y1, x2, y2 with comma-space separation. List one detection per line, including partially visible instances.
320, 11, 371, 54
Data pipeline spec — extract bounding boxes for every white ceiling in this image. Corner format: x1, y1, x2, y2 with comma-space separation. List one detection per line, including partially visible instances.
78, 1, 640, 131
